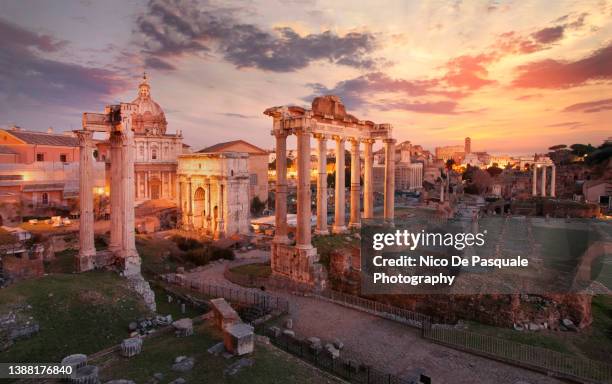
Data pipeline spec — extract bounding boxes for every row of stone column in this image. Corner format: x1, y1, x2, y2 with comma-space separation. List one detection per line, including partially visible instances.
531, 164, 556, 197
76, 129, 140, 275
274, 131, 395, 251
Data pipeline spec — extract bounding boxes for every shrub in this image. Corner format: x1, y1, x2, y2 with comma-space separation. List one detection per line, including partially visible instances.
171, 235, 204, 251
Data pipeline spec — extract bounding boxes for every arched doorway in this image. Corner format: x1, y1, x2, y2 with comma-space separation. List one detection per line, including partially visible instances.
149, 177, 161, 200
194, 187, 205, 229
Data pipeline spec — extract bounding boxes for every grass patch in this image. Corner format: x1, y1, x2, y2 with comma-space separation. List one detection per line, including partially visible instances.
0, 272, 151, 364
230, 263, 272, 278
151, 284, 204, 320
46, 249, 77, 274
136, 234, 183, 276
98, 321, 342, 384
313, 232, 359, 269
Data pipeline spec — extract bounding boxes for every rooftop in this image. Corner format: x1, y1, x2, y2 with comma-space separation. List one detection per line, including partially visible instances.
5, 129, 78, 147
198, 140, 267, 154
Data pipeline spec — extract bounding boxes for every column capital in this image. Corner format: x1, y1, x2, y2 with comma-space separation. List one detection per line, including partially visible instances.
332, 135, 346, 143
272, 129, 289, 139
75, 130, 94, 145
313, 133, 329, 141
362, 138, 376, 145
383, 138, 397, 144
348, 137, 360, 145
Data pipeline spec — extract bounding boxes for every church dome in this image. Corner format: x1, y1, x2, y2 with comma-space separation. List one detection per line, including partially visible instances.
131, 74, 167, 135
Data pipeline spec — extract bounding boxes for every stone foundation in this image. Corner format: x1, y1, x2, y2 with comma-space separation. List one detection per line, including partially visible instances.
271, 243, 325, 289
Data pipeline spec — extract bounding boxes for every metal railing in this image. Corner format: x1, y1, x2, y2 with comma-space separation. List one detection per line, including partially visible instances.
261, 327, 416, 384
423, 325, 612, 383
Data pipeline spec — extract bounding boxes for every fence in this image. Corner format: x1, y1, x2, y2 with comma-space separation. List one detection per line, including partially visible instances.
318, 289, 430, 329
423, 325, 612, 384
163, 273, 290, 314
262, 327, 416, 384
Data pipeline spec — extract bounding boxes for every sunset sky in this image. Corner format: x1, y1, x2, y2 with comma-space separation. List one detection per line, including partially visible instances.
0, 0, 611, 155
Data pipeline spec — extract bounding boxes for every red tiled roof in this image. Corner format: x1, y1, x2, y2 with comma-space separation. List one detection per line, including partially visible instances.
8, 130, 78, 147
198, 140, 267, 154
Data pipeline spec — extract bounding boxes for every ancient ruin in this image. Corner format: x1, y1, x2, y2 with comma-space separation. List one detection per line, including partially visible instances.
78, 103, 155, 310
264, 95, 395, 286
531, 159, 556, 197
177, 152, 250, 238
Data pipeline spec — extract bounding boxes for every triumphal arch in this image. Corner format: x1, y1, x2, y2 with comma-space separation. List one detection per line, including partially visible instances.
264, 95, 395, 287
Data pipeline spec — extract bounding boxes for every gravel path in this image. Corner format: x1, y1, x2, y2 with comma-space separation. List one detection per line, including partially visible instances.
184, 256, 563, 384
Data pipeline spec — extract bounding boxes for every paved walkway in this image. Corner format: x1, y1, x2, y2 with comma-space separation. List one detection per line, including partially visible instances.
183, 256, 563, 384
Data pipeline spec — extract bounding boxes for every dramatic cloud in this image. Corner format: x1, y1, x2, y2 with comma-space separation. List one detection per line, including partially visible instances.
378, 100, 459, 115
0, 18, 125, 108
512, 43, 612, 88
137, 0, 377, 72
443, 54, 497, 90
563, 98, 612, 113
532, 26, 565, 44
306, 72, 466, 112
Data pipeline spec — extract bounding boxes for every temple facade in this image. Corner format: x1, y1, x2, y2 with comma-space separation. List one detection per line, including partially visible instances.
177, 152, 250, 238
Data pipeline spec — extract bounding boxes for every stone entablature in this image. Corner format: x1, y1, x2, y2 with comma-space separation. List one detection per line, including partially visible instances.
264, 95, 395, 288
177, 152, 250, 238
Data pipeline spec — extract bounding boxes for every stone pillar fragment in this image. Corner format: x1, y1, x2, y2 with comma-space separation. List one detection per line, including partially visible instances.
109, 132, 123, 254
383, 138, 396, 221
214, 183, 225, 239
76, 130, 95, 272
532, 166, 537, 196
333, 136, 347, 234
348, 138, 361, 229
363, 139, 374, 219
296, 129, 312, 248
314, 134, 328, 235
273, 131, 289, 243
551, 165, 556, 198
119, 124, 140, 276
541, 165, 547, 197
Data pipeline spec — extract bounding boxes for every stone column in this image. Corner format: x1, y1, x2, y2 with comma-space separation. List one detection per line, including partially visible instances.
532, 165, 537, 196
551, 166, 556, 198
144, 171, 149, 200
363, 139, 374, 219
177, 179, 183, 228
76, 130, 95, 272
348, 138, 361, 229
109, 132, 123, 254
383, 138, 396, 221
541, 165, 547, 197
214, 182, 225, 239
273, 131, 289, 243
187, 177, 193, 228
296, 129, 313, 248
206, 180, 212, 232
333, 136, 347, 233
314, 134, 328, 235
119, 128, 140, 276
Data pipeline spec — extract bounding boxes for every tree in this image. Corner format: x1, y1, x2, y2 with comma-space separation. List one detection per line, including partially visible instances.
445, 158, 455, 170
549, 144, 567, 151
570, 143, 596, 157
486, 165, 503, 178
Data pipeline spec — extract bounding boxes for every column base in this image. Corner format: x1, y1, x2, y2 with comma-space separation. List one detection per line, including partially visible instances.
314, 229, 329, 236
76, 249, 95, 272
332, 225, 348, 234
273, 235, 291, 244
348, 222, 361, 230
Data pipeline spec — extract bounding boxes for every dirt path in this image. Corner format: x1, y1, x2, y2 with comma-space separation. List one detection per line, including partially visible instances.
183, 257, 563, 384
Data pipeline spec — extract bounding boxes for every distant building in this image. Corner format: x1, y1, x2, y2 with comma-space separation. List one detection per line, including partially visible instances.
435, 144, 464, 162
198, 140, 269, 204
583, 180, 611, 211
0, 127, 104, 211
465, 137, 471, 154
177, 152, 250, 238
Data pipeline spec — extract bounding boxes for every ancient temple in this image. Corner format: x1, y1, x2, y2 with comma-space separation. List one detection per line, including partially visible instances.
264, 95, 395, 288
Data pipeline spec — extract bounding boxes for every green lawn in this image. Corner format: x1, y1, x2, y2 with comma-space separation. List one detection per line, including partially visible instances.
98, 321, 342, 384
313, 232, 359, 268
230, 263, 272, 278
0, 272, 152, 364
